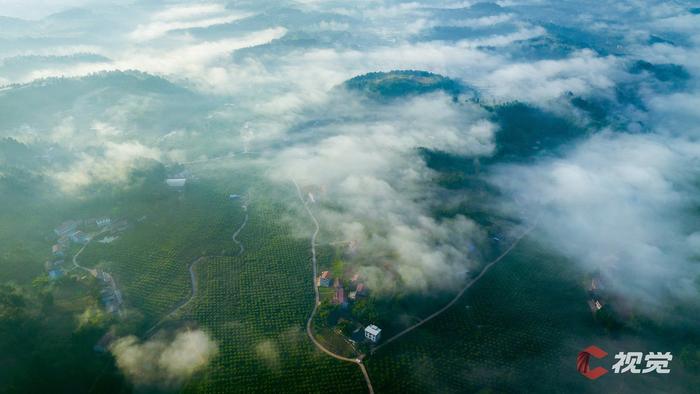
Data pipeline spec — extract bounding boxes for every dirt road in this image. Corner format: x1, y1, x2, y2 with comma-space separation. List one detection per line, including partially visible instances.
292, 178, 374, 394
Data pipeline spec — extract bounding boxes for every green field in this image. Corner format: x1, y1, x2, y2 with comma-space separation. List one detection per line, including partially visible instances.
180, 199, 365, 392
2, 160, 698, 393
364, 236, 700, 393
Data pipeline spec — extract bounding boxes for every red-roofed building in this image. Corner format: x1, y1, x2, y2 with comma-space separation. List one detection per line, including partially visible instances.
318, 271, 332, 287
333, 287, 346, 306
349, 283, 367, 300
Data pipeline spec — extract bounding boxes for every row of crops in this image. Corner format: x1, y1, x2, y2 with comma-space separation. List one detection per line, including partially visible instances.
59, 170, 602, 392
77, 178, 247, 331
364, 239, 600, 393
69, 164, 621, 393
75, 164, 368, 392
181, 191, 368, 393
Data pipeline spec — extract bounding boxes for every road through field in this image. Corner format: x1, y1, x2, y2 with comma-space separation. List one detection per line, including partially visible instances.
232, 212, 248, 256
72, 228, 109, 275
371, 218, 539, 354
292, 179, 375, 394
146, 205, 249, 337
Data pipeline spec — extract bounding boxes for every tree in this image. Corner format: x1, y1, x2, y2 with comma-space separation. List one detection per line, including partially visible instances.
352, 298, 379, 325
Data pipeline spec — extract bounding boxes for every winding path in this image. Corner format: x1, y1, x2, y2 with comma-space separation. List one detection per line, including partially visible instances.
72, 242, 96, 276
292, 179, 375, 394
145, 204, 250, 337
231, 213, 249, 256
145, 256, 204, 337
72, 229, 110, 276
292, 178, 538, 393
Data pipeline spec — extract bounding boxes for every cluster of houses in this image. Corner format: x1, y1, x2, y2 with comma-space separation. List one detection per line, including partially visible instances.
166, 170, 190, 192
45, 241, 66, 280
53, 217, 120, 247
96, 269, 124, 315
47, 218, 126, 316
587, 275, 606, 313
318, 271, 368, 305
44, 218, 98, 280
53, 217, 128, 248
317, 271, 380, 343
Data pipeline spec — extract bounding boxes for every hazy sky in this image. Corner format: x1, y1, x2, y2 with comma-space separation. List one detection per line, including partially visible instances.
1, 0, 99, 19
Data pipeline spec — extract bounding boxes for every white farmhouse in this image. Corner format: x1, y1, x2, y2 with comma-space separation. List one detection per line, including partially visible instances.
364, 324, 382, 343
166, 178, 187, 188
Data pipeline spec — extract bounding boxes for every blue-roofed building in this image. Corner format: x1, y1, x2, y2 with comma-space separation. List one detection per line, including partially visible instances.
54, 220, 78, 236
70, 231, 91, 244
48, 269, 64, 280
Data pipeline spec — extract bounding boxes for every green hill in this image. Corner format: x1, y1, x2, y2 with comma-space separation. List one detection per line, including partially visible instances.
343, 70, 470, 100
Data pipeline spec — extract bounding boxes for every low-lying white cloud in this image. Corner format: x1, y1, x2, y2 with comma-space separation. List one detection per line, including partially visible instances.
129, 3, 252, 41
269, 92, 493, 292
110, 329, 218, 388
52, 139, 161, 192
491, 132, 700, 308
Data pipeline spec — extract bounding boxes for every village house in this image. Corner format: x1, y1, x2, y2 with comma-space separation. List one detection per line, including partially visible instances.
166, 178, 187, 190
112, 219, 129, 232
45, 259, 64, 271
349, 283, 367, 301
48, 268, 63, 280
587, 275, 608, 313
52, 244, 63, 257
93, 330, 116, 353
333, 286, 347, 306
365, 324, 382, 343
54, 220, 78, 236
70, 230, 91, 244
95, 217, 111, 228
332, 278, 348, 306
100, 287, 123, 314
318, 271, 332, 287
57, 236, 70, 247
